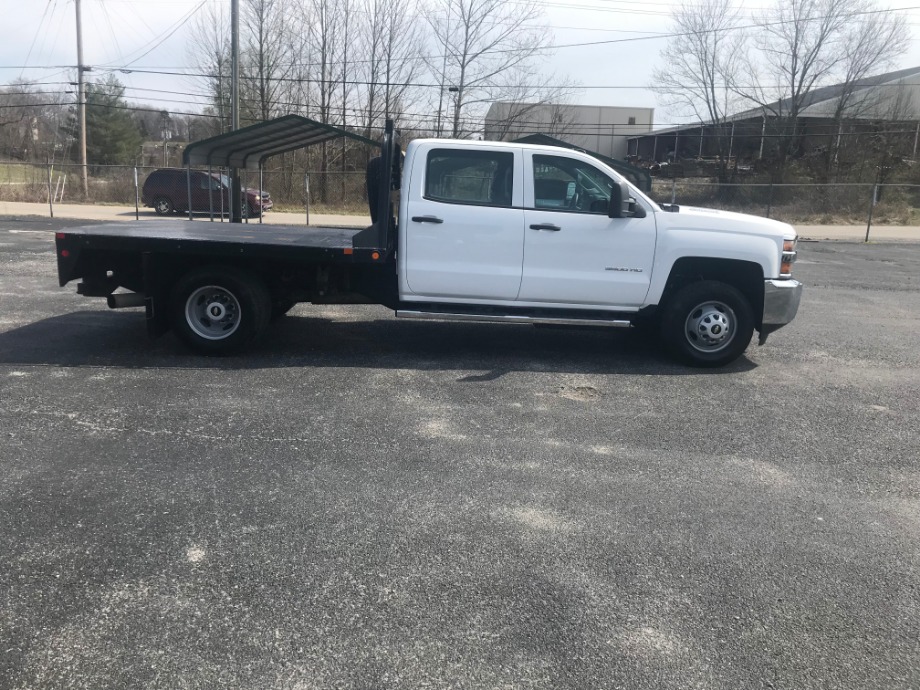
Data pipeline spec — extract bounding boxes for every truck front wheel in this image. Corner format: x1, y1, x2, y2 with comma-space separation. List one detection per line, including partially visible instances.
170, 266, 271, 355
660, 280, 754, 367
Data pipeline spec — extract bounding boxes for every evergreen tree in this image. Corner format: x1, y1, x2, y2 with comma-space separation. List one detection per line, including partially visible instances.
66, 76, 143, 169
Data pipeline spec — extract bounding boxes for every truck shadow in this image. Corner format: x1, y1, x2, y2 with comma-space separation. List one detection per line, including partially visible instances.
0, 310, 757, 376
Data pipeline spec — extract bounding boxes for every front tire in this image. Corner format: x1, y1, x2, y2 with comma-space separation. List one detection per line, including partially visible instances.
660, 280, 754, 367
170, 266, 271, 355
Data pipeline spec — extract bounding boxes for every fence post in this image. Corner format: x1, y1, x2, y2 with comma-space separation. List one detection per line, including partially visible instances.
219, 167, 225, 222
305, 173, 311, 225
670, 177, 677, 204
766, 181, 774, 218
865, 184, 877, 242
208, 165, 215, 222
186, 165, 193, 221
47, 162, 54, 218
259, 166, 263, 225
134, 167, 140, 221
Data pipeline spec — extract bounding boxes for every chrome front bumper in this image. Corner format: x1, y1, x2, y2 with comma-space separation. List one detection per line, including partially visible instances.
759, 279, 803, 344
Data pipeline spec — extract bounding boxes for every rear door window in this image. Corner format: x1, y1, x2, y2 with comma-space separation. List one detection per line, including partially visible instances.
425, 149, 514, 207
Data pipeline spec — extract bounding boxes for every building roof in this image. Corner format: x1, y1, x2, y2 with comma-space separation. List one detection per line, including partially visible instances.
630, 66, 920, 140
734, 65, 920, 121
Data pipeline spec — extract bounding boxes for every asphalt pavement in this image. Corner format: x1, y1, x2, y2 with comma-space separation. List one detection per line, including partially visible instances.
0, 217, 918, 689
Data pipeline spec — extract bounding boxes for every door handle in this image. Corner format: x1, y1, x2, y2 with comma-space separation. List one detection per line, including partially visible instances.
529, 223, 561, 231
412, 215, 444, 224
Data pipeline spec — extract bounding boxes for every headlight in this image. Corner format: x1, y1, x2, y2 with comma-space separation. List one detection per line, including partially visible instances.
780, 238, 797, 277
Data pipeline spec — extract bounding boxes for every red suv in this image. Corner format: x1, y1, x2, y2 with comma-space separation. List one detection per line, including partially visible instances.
142, 168, 273, 217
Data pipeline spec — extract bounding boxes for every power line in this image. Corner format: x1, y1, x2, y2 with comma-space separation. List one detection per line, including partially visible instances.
5, 99, 920, 142
9, 80, 920, 135
18, 0, 58, 81
98, 0, 125, 65
96, 1, 208, 69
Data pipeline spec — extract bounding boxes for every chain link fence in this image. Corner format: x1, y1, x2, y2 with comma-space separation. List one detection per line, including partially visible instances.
0, 162, 371, 216
648, 179, 920, 227
2, 161, 920, 233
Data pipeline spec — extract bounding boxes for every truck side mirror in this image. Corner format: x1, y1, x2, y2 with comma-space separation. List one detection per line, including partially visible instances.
608, 180, 646, 219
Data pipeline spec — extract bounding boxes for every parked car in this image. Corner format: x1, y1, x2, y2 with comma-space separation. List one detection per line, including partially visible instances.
141, 168, 273, 217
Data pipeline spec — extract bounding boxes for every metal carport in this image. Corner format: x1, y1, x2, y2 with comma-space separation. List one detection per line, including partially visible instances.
181, 114, 379, 222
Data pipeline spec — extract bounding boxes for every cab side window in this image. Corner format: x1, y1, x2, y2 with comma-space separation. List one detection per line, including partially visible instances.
533, 154, 613, 214
425, 149, 514, 207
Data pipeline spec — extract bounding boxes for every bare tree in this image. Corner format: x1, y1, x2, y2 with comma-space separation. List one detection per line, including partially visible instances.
187, 3, 231, 136
188, 0, 293, 128
652, 0, 745, 182
819, 9, 909, 180
294, 0, 352, 200
737, 0, 909, 180
425, 0, 555, 138
358, 0, 423, 136
841, 81, 918, 189
241, 0, 292, 122
0, 81, 67, 161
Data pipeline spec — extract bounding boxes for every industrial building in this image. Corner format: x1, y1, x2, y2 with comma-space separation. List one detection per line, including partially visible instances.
626, 66, 920, 165
483, 102, 654, 160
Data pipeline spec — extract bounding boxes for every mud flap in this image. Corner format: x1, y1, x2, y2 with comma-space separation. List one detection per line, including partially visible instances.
142, 252, 172, 339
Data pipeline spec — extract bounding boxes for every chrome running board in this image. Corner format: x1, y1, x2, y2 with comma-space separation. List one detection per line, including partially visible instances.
395, 310, 632, 328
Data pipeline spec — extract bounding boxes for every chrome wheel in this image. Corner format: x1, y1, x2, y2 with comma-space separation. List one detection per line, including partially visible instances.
185, 285, 241, 340
661, 280, 754, 367
154, 197, 173, 215
684, 300, 736, 353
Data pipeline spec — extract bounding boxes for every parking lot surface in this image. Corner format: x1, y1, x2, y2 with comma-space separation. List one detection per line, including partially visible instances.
1, 217, 918, 689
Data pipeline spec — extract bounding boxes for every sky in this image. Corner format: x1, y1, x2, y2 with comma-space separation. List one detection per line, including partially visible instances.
5, 0, 920, 129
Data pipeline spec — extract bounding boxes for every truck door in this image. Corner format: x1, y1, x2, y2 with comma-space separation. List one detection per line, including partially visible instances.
518, 152, 656, 308
403, 146, 524, 300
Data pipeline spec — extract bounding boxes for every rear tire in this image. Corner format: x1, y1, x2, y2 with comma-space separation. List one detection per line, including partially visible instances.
170, 266, 271, 355
660, 280, 754, 367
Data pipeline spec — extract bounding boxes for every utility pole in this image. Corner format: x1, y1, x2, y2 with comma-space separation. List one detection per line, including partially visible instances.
229, 0, 242, 223
75, 0, 88, 197
435, 3, 451, 137
450, 86, 460, 138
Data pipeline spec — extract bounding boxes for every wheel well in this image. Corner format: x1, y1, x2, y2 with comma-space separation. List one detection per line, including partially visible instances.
661, 257, 764, 327
147, 255, 320, 307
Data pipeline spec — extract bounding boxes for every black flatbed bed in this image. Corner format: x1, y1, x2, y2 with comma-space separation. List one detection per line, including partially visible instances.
60, 219, 386, 264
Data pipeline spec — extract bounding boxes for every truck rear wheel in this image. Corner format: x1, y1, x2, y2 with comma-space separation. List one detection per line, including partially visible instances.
660, 280, 754, 367
170, 266, 271, 355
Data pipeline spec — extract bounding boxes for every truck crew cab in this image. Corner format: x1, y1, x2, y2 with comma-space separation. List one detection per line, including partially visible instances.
55, 121, 802, 367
